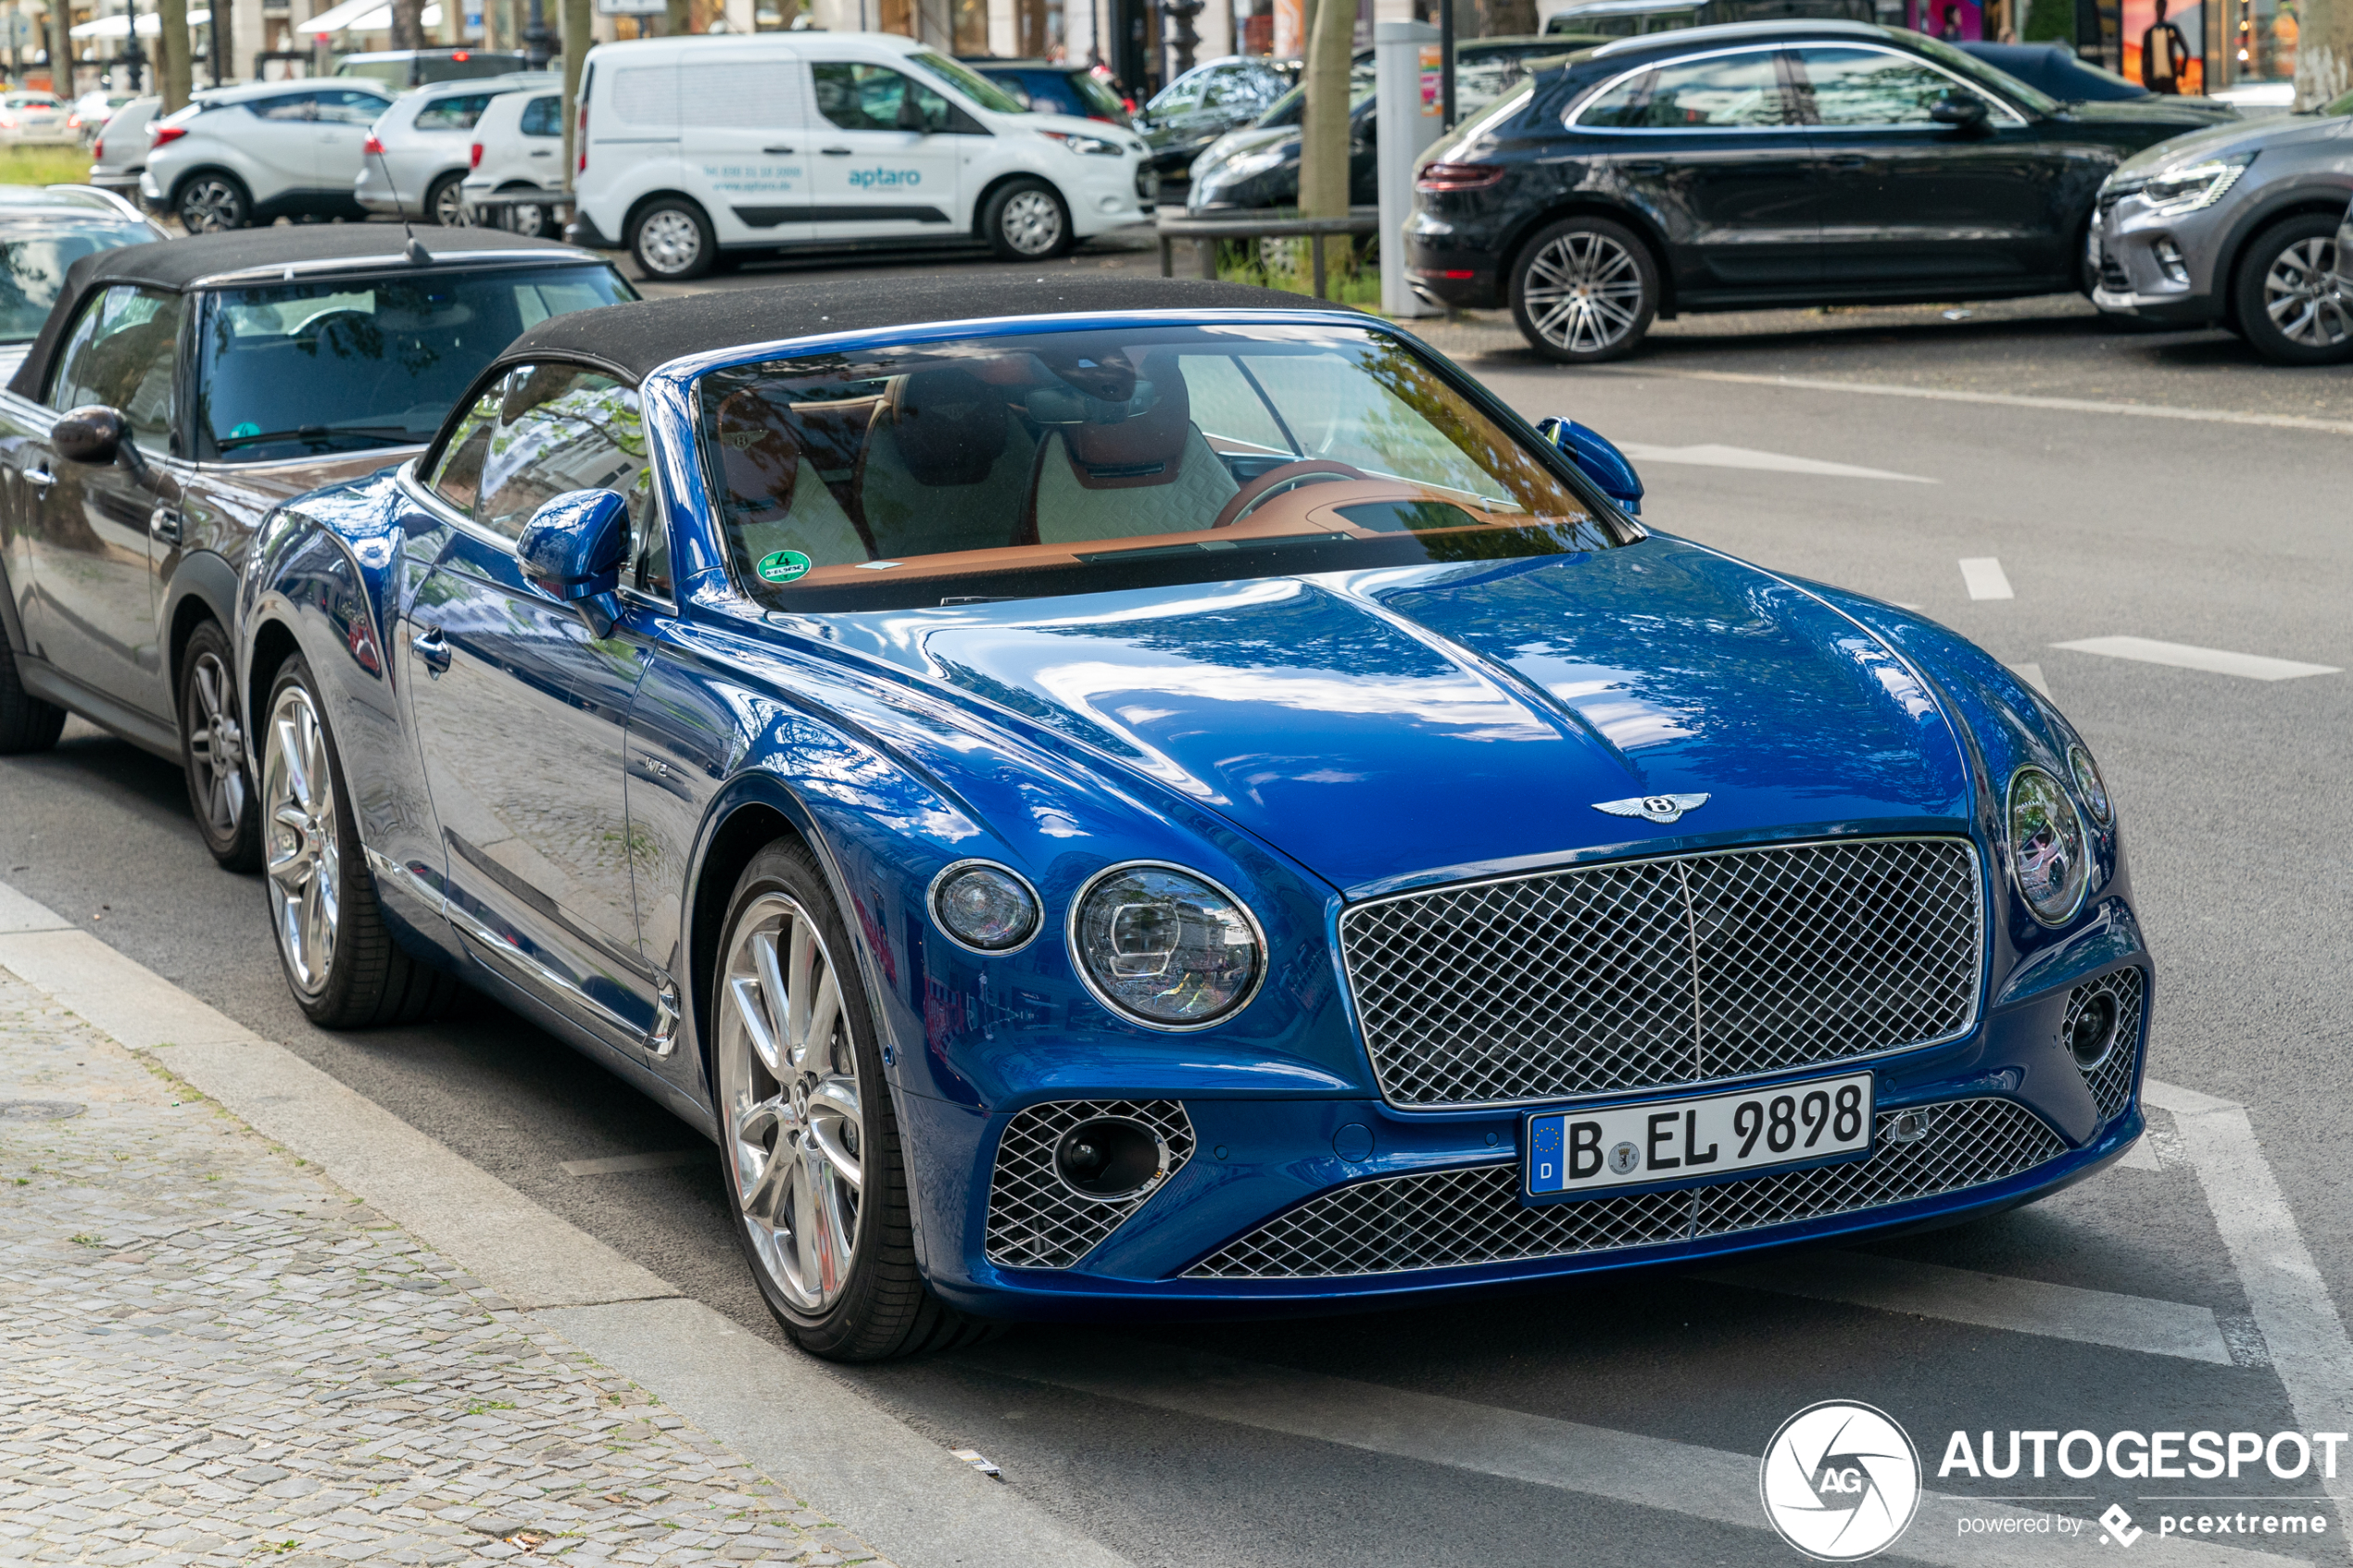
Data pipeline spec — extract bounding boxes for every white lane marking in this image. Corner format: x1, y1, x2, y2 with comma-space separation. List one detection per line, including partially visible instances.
2118, 1134, 2163, 1172
2007, 661, 2052, 696
1613, 441, 1937, 483
560, 1150, 706, 1177
2146, 1078, 2353, 1522
1592, 364, 2353, 437
963, 1341, 2301, 1567
1695, 1250, 2233, 1364
1961, 557, 2015, 600
2053, 636, 2341, 682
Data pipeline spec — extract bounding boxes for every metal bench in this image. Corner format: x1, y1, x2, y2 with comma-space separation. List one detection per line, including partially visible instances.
1154, 208, 1382, 300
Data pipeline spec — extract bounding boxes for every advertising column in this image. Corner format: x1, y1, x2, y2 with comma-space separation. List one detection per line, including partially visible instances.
1376, 18, 1441, 317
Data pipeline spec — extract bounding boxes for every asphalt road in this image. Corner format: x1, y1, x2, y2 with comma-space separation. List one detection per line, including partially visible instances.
5, 287, 2349, 1567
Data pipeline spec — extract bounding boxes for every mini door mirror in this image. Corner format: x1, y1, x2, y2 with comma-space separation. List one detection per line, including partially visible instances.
53, 404, 126, 466
1535, 416, 1644, 516
1929, 93, 1989, 129
516, 488, 629, 603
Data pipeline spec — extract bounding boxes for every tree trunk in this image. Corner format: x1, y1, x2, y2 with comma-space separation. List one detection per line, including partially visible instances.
158, 0, 193, 110
48, 0, 72, 96
2298, 0, 2353, 107
561, 0, 593, 190
665, 0, 693, 33
1299, 0, 1353, 218
391, 0, 425, 50
210, 1, 232, 89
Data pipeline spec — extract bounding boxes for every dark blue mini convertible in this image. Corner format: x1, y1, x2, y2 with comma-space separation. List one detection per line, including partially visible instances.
234, 275, 2151, 1361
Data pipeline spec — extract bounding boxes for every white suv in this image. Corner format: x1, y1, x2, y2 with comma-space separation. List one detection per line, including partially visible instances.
459, 87, 565, 236
358, 71, 556, 227
140, 80, 396, 232
567, 32, 1153, 281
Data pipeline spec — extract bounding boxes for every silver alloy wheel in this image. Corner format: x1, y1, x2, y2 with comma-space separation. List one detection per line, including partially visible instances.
185, 649, 245, 841
637, 208, 702, 275
431, 180, 467, 226
1523, 231, 1645, 356
510, 203, 547, 238
718, 891, 865, 1314
2261, 237, 2349, 348
261, 684, 339, 997
179, 177, 243, 232
1000, 189, 1063, 256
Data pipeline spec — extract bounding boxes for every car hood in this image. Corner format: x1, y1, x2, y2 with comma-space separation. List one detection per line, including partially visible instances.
830, 537, 1972, 895
2111, 109, 2347, 176
1018, 109, 1145, 148
2053, 96, 2238, 132
1196, 123, 1293, 170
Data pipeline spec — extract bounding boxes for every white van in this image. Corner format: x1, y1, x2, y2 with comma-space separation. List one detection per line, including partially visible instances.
567, 32, 1156, 281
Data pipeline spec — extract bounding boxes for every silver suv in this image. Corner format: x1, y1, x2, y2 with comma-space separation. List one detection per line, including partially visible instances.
2092, 88, 2353, 364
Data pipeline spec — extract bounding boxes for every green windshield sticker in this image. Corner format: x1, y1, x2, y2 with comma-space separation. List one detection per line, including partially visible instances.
756, 549, 812, 583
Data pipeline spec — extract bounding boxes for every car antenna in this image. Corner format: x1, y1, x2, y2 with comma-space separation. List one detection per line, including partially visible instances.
369, 138, 430, 263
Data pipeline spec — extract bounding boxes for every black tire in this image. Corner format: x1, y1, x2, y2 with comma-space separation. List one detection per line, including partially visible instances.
630, 196, 716, 282
259, 652, 459, 1028
1509, 215, 1660, 365
983, 177, 1074, 261
177, 620, 260, 872
509, 202, 548, 239
711, 840, 1001, 1361
423, 170, 468, 227
0, 632, 65, 755
175, 170, 249, 232
2233, 212, 2353, 366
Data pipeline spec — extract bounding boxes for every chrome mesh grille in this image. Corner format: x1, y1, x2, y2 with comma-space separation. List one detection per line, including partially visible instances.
1184, 1097, 2061, 1279
2067, 967, 2147, 1125
1340, 837, 1982, 1108
985, 1099, 1194, 1270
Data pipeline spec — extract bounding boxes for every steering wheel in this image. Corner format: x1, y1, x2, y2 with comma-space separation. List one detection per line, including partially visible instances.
1209, 460, 1367, 530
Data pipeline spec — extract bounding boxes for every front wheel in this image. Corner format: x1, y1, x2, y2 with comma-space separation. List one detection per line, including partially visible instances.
713, 841, 999, 1361
984, 178, 1073, 261
176, 172, 249, 232
178, 620, 259, 871
0, 632, 65, 755
1510, 216, 1659, 365
631, 197, 716, 281
2233, 213, 2353, 366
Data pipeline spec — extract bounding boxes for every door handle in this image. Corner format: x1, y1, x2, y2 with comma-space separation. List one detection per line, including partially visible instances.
821, 146, 852, 156
23, 465, 54, 490
411, 627, 451, 676
148, 504, 182, 546
762, 144, 795, 154
529, 148, 553, 157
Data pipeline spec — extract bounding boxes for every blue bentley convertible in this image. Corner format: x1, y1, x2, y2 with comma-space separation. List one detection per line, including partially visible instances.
234, 276, 2151, 1361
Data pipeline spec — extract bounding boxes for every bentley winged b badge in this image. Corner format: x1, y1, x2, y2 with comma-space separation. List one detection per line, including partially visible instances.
1593, 793, 1710, 825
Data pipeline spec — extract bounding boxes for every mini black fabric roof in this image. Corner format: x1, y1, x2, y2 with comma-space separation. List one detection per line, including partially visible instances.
6, 228, 592, 402
497, 275, 1333, 383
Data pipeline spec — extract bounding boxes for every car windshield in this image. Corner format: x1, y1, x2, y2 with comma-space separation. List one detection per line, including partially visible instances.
1908, 32, 2059, 115
1070, 69, 1130, 119
696, 321, 1631, 611
196, 264, 635, 462
334, 58, 408, 88
910, 51, 1028, 115
1258, 59, 1378, 126
0, 222, 156, 343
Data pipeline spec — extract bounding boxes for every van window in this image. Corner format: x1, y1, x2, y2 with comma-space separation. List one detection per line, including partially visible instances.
520, 94, 563, 136
813, 62, 956, 132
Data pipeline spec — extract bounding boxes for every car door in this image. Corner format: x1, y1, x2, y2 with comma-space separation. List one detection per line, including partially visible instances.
676, 49, 815, 248
805, 59, 967, 242
1793, 44, 2069, 288
1567, 44, 1820, 299
239, 92, 329, 197
23, 283, 184, 720
311, 88, 388, 195
403, 362, 672, 1053
515, 93, 566, 193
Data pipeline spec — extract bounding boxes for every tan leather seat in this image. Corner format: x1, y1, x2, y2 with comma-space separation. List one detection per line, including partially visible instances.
711, 388, 866, 571
1025, 351, 1238, 546
853, 368, 1034, 560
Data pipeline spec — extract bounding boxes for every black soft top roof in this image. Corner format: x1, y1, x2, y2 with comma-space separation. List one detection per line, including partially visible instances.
7, 227, 595, 401
497, 274, 1337, 383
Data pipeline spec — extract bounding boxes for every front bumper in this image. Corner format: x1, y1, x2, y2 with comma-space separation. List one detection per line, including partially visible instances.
2088, 192, 2224, 326
88, 169, 141, 195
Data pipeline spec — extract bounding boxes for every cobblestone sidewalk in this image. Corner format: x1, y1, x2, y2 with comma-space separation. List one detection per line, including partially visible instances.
0, 968, 888, 1568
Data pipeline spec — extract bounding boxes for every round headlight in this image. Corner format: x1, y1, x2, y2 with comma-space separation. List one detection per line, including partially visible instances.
2068, 743, 2112, 826
1071, 863, 1264, 1029
2007, 766, 2089, 924
930, 861, 1041, 953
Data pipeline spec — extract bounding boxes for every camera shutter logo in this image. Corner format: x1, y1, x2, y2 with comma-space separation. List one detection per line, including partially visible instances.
1759, 1401, 1921, 1561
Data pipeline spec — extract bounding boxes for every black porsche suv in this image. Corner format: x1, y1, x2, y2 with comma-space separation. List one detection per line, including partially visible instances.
1404, 19, 2237, 361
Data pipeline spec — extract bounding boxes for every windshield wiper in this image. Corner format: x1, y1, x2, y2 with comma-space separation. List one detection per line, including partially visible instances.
215, 423, 418, 452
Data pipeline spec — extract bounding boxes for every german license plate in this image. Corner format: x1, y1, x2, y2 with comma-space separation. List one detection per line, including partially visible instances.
1525, 1072, 1873, 1199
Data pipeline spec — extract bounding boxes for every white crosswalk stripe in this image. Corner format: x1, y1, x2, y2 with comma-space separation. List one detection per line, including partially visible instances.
2053, 637, 2340, 683
1615, 441, 1937, 483
1961, 558, 2015, 600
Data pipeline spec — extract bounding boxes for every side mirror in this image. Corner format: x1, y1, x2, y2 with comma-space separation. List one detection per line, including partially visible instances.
53, 404, 126, 466
1536, 417, 1644, 517
517, 488, 629, 604
1930, 93, 1990, 129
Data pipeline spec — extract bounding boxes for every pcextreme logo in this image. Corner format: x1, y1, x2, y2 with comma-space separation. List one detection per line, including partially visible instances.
1761, 1401, 1923, 1562
849, 167, 922, 188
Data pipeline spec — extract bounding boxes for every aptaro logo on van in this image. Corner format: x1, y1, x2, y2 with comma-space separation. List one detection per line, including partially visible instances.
849, 167, 922, 189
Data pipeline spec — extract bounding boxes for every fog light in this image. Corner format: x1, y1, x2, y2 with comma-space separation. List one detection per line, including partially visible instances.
1887, 1109, 1934, 1145
1053, 1117, 1170, 1201
2068, 990, 2120, 1069
2153, 237, 2190, 286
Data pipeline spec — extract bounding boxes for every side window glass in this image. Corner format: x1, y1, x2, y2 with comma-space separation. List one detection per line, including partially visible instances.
317, 90, 386, 124
50, 284, 184, 454
812, 62, 936, 132
430, 384, 501, 515
519, 94, 563, 136
1799, 47, 1980, 126
1582, 51, 1795, 128
415, 93, 492, 131
254, 92, 318, 121
470, 365, 651, 546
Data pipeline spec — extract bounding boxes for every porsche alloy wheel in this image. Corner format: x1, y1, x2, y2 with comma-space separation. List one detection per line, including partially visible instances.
1512, 218, 1658, 365
180, 622, 259, 870
713, 842, 999, 1361
2238, 216, 2353, 366
177, 174, 247, 232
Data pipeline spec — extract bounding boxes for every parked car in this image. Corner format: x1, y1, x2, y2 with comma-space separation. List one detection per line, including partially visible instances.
1406, 20, 2252, 361
0, 92, 75, 146
1188, 38, 1593, 213
0, 227, 635, 877
1541, 0, 1873, 34
1957, 40, 2234, 119
68, 91, 136, 147
141, 80, 396, 231
333, 47, 536, 90
357, 71, 557, 227
564, 32, 1153, 281
1136, 55, 1294, 175
232, 270, 2151, 1361
963, 57, 1137, 126
0, 185, 164, 374
460, 86, 566, 237
86, 95, 162, 203
2091, 87, 2353, 363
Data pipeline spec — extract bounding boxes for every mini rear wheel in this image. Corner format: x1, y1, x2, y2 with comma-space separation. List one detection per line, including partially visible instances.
631, 197, 715, 281
1510, 216, 1658, 364
2234, 213, 2353, 365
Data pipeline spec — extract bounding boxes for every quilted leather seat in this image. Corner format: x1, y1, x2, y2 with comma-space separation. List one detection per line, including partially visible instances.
854, 369, 1036, 560
1026, 351, 1239, 546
